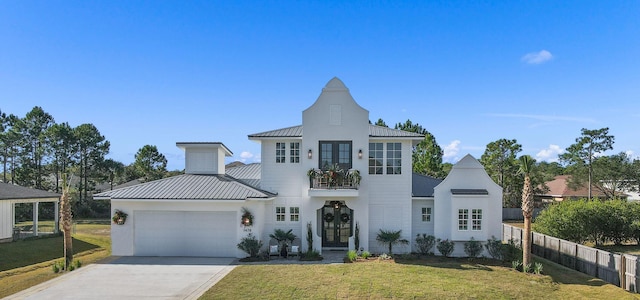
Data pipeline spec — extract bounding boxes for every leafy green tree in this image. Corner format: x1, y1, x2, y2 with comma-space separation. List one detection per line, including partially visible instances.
560, 128, 614, 200
0, 113, 22, 184
373, 118, 388, 127
46, 122, 77, 193
519, 155, 534, 268
395, 120, 445, 178
536, 161, 565, 182
480, 139, 522, 207
74, 124, 110, 202
14, 106, 55, 189
375, 229, 409, 255
134, 145, 168, 181
591, 152, 636, 199
101, 159, 125, 190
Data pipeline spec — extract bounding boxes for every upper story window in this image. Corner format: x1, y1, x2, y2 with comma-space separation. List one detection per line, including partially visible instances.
386, 142, 402, 174
319, 141, 352, 170
290, 142, 300, 163
276, 143, 286, 163
369, 143, 383, 174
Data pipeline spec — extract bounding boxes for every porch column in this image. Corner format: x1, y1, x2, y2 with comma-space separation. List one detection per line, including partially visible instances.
54, 200, 59, 233
33, 202, 39, 236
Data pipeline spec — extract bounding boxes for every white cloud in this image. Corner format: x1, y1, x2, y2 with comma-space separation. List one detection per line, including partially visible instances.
536, 144, 564, 162
443, 140, 461, 162
239, 151, 255, 162
522, 50, 553, 64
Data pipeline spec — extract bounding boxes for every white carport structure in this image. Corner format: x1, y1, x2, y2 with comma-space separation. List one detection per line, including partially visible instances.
0, 182, 61, 242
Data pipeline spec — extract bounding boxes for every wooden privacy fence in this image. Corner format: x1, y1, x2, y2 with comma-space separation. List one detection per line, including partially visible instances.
503, 224, 640, 293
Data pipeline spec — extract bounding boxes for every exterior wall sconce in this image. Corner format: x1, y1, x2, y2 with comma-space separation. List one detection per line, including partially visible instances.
358, 149, 363, 159
308, 149, 312, 159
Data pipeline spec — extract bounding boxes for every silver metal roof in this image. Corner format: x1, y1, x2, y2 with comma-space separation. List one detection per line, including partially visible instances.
248, 124, 424, 139
226, 163, 261, 188
0, 182, 61, 201
93, 174, 276, 200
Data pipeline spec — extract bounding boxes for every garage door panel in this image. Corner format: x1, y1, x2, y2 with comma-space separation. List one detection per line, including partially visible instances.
134, 211, 236, 257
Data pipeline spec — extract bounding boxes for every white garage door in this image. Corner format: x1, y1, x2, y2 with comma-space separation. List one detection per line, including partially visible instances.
134, 211, 236, 257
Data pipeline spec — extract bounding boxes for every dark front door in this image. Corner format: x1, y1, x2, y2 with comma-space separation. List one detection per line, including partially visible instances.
321, 204, 352, 248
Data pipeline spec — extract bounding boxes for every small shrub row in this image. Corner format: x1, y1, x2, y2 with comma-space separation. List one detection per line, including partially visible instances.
52, 259, 81, 273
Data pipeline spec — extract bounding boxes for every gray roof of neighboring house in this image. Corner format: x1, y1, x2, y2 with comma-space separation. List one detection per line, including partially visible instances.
248, 124, 424, 139
412, 173, 442, 197
226, 163, 261, 188
0, 182, 61, 200
93, 174, 276, 200
451, 189, 489, 195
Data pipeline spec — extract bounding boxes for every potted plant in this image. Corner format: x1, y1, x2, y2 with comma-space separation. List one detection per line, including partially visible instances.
112, 209, 128, 225
307, 168, 318, 188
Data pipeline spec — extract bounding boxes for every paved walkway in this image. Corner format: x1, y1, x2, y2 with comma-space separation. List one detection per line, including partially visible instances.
5, 251, 347, 300
4, 257, 235, 300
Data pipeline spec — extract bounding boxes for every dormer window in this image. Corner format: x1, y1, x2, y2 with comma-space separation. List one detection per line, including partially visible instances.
319, 141, 352, 170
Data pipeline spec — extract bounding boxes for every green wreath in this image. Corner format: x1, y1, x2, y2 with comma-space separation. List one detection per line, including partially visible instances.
323, 213, 334, 223
340, 213, 350, 223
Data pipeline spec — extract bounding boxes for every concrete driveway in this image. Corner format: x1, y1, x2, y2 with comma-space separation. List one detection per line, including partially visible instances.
5, 257, 235, 300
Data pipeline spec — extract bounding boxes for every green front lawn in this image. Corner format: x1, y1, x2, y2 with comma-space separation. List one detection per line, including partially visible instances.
0, 220, 111, 298
202, 256, 640, 299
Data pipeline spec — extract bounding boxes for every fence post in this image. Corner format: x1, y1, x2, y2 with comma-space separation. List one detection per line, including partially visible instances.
620, 254, 626, 289
596, 250, 600, 278
557, 239, 561, 264
574, 243, 578, 270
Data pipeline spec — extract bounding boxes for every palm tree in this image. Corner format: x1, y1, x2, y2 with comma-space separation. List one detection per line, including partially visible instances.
61, 174, 73, 270
519, 155, 535, 269
269, 229, 296, 248
375, 229, 409, 255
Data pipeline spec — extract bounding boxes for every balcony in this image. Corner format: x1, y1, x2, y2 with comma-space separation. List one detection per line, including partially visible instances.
307, 166, 360, 198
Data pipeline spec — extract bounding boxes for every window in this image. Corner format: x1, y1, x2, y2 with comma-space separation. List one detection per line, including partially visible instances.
290, 142, 300, 163
319, 141, 352, 170
458, 209, 468, 231
472, 209, 482, 230
369, 143, 383, 174
421, 207, 432, 222
276, 206, 286, 222
290, 207, 300, 222
276, 143, 286, 163
386, 142, 402, 174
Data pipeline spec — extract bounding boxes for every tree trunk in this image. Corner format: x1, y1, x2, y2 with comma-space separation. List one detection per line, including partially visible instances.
61, 176, 73, 269
521, 174, 533, 270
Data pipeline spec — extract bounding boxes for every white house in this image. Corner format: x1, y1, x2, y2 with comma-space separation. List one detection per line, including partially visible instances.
94, 77, 502, 258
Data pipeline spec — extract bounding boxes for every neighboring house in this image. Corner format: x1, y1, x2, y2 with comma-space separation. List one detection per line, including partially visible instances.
537, 175, 628, 203
94, 77, 502, 258
0, 182, 61, 243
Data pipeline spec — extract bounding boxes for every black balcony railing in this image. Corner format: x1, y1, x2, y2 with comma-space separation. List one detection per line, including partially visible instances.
307, 165, 361, 189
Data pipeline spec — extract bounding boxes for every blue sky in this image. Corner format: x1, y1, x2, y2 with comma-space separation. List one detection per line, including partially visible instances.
1, 1, 639, 171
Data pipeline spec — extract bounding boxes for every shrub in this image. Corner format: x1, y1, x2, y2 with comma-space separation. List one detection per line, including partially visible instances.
300, 249, 322, 261
378, 253, 391, 260
415, 234, 436, 255
375, 229, 409, 255
484, 236, 503, 260
52, 262, 60, 273
533, 262, 543, 275
306, 222, 313, 252
73, 259, 82, 269
361, 251, 371, 259
436, 239, 455, 257
512, 260, 522, 271
463, 237, 483, 258
346, 250, 358, 262
522, 263, 532, 273
237, 233, 263, 257
502, 239, 522, 262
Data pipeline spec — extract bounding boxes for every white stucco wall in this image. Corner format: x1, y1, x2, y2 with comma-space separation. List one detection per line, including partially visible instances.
110, 200, 267, 258
433, 154, 503, 257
